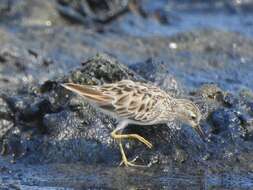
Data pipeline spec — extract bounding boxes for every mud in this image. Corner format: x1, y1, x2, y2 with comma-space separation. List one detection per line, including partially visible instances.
0, 0, 253, 189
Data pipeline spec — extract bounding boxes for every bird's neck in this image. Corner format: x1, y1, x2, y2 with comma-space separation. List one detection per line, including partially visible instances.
172, 99, 189, 119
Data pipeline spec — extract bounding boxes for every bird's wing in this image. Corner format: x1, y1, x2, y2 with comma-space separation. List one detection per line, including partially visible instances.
61, 83, 113, 105
62, 80, 167, 123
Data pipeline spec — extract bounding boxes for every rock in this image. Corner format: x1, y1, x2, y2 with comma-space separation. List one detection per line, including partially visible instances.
239, 88, 253, 102
0, 54, 145, 164
0, 54, 210, 166
174, 145, 188, 163
41, 109, 118, 164
195, 84, 223, 101
0, 0, 10, 16
248, 102, 253, 114
57, 0, 129, 24
0, 96, 15, 156
129, 58, 182, 96
0, 120, 13, 140
210, 108, 242, 134
1, 0, 253, 188
65, 54, 143, 85
1, 53, 252, 169
223, 93, 239, 107
0, 51, 253, 182
152, 8, 170, 25
0, 96, 13, 120
4, 95, 52, 122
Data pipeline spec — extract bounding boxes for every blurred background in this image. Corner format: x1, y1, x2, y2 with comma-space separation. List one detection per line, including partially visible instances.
1, 0, 253, 189
1, 0, 253, 92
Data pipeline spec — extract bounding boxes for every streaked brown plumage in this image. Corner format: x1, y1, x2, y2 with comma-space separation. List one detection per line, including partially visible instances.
61, 80, 204, 167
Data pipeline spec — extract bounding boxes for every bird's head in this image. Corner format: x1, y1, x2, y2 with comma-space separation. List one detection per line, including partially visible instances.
173, 99, 205, 138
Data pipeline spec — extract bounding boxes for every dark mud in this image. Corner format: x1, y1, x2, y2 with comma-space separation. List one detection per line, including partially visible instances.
1, 0, 253, 189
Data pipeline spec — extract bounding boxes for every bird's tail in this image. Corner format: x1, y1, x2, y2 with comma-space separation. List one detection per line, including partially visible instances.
61, 83, 113, 105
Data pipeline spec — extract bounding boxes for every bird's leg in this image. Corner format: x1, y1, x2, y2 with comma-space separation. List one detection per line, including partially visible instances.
111, 120, 152, 167
118, 141, 147, 167
111, 121, 153, 149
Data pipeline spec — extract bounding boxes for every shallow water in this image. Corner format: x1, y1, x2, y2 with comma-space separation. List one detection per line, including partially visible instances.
1, 157, 253, 190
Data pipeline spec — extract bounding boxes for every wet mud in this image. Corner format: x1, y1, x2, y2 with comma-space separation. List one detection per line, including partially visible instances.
1, 0, 253, 189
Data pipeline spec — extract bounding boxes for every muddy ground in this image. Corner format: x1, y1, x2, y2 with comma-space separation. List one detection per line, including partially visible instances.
1, 0, 253, 189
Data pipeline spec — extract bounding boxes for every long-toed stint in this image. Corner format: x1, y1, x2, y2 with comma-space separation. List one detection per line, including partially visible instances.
61, 80, 204, 167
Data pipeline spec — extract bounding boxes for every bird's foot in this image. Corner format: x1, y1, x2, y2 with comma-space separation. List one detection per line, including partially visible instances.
119, 155, 149, 168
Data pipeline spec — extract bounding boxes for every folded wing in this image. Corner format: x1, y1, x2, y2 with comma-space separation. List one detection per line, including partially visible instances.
61, 83, 113, 105
62, 81, 164, 123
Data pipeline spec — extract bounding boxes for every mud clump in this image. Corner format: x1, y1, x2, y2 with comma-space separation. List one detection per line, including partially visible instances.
129, 58, 183, 97
0, 54, 144, 165
57, 0, 129, 24
66, 54, 143, 85
0, 54, 253, 189
0, 54, 190, 166
0, 54, 252, 171
0, 0, 253, 189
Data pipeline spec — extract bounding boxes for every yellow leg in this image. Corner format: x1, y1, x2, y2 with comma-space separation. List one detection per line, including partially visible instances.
111, 120, 152, 167
111, 128, 153, 149
118, 142, 148, 167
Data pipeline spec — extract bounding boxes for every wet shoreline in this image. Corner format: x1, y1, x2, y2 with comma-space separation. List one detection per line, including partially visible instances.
1, 0, 253, 189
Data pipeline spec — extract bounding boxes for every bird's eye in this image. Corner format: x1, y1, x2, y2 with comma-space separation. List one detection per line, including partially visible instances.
191, 115, 196, 120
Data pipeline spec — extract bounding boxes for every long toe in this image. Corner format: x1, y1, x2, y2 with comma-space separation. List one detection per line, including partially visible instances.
118, 141, 149, 168
132, 134, 153, 149
125, 160, 149, 168
119, 156, 138, 166
120, 157, 149, 168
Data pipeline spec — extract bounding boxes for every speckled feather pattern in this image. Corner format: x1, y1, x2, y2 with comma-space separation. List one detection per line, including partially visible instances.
62, 80, 175, 125
62, 80, 204, 167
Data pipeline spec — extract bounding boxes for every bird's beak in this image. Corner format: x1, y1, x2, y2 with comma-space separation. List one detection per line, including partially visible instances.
193, 125, 206, 139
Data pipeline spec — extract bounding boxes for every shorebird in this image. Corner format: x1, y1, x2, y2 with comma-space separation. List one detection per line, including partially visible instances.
61, 80, 204, 167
